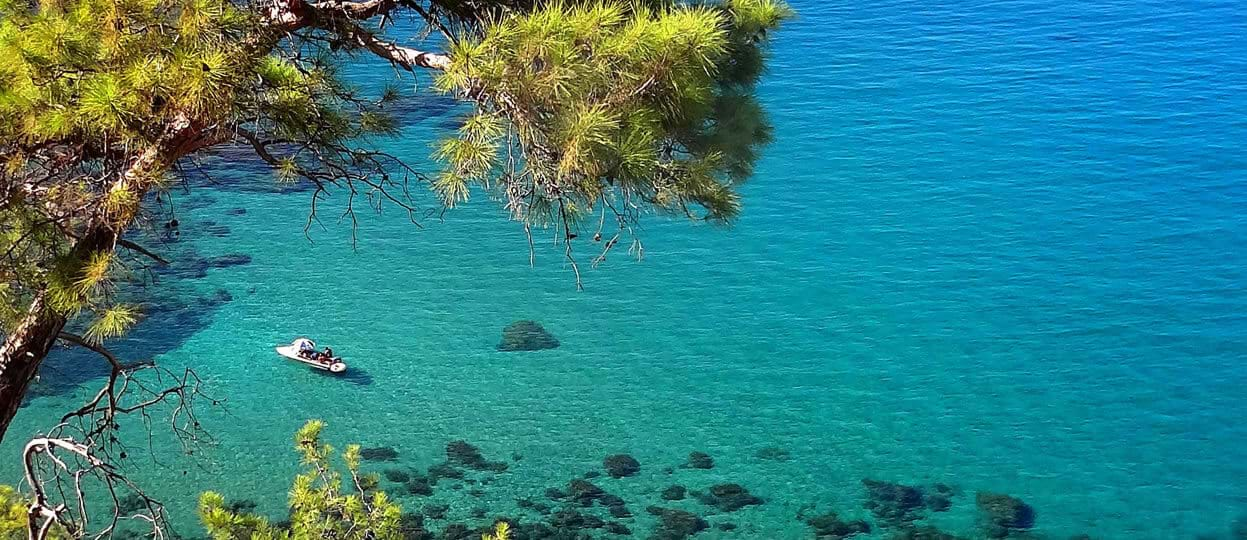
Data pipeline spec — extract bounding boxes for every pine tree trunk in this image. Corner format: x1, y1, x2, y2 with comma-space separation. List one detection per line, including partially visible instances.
0, 114, 206, 442
0, 295, 67, 443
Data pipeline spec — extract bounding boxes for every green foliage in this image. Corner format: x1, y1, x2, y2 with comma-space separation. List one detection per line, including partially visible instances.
0, 485, 69, 540
435, 0, 790, 226
200, 421, 401, 540
0, 0, 254, 146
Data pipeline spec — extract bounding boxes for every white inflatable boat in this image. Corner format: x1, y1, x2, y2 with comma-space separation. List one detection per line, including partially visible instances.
276, 338, 347, 373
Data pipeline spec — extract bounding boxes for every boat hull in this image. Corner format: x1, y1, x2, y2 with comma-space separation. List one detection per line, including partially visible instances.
276, 345, 347, 373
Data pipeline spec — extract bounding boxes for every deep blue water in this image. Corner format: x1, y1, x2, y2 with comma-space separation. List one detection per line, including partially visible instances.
7, 0, 1247, 538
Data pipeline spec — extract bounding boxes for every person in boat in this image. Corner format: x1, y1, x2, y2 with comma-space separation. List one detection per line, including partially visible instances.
320, 347, 334, 363
298, 339, 316, 359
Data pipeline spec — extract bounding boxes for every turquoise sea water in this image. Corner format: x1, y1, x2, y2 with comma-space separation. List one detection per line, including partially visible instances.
6, 0, 1247, 538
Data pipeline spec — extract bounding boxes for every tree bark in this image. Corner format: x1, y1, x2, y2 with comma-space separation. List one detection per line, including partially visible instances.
0, 295, 67, 442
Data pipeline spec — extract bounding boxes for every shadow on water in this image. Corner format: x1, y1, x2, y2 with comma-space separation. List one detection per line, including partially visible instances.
26, 293, 221, 403
336, 368, 374, 387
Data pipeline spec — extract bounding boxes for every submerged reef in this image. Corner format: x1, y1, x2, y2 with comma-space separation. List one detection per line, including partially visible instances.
695, 483, 763, 512
349, 440, 1131, 540
801, 509, 871, 539
684, 451, 714, 470
603, 454, 640, 478
360, 446, 399, 461
661, 485, 687, 501
446, 441, 508, 472
497, 320, 560, 351
975, 492, 1036, 538
647, 506, 708, 539
861, 478, 927, 525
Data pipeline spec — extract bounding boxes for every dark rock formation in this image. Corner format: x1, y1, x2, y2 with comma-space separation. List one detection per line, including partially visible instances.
424, 504, 450, 520
685, 451, 714, 470
975, 492, 1036, 538
497, 320, 560, 351
804, 511, 871, 539
647, 506, 708, 540
384, 469, 411, 483
604, 522, 631, 535
662, 485, 687, 501
549, 509, 605, 530
440, 523, 470, 540
603, 454, 640, 478
428, 462, 466, 482
567, 479, 606, 506
608, 504, 632, 518
696, 483, 763, 512
544, 487, 567, 500
360, 446, 398, 461
226, 208, 248, 215
717, 522, 737, 531
406, 477, 433, 496
446, 440, 508, 472
398, 513, 433, 540
862, 479, 926, 525
926, 483, 954, 512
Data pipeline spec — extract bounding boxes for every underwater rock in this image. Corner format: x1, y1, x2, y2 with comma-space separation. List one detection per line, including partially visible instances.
424, 504, 450, 520
604, 522, 631, 536
469, 488, 485, 497
975, 492, 1036, 538
862, 479, 927, 525
925, 493, 952, 513
685, 452, 714, 470
399, 513, 433, 540
608, 504, 632, 518
439, 523, 471, 540
428, 462, 466, 482
497, 320, 560, 351
647, 506, 709, 540
662, 485, 687, 501
446, 440, 508, 471
361, 446, 399, 461
544, 487, 567, 500
696, 483, 763, 512
406, 477, 433, 496
384, 469, 412, 483
209, 289, 233, 304
603, 454, 640, 478
804, 511, 871, 539
926, 483, 955, 512
599, 493, 625, 507
567, 479, 607, 506
755, 446, 791, 462
549, 508, 605, 530
118, 494, 146, 514
206, 253, 251, 268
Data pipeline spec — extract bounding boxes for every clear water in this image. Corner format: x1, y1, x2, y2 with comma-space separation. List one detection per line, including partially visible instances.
7, 0, 1247, 538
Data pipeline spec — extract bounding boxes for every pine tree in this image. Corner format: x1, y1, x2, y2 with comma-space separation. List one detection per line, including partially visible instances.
199, 421, 402, 540
0, 0, 791, 441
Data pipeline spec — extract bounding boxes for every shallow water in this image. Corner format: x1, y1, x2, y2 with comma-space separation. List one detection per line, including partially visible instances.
6, 0, 1247, 538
